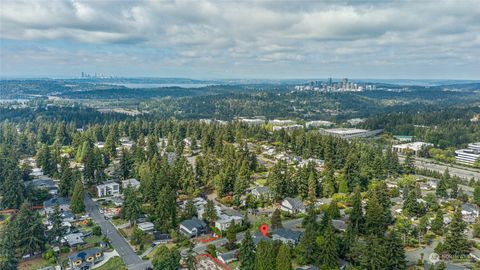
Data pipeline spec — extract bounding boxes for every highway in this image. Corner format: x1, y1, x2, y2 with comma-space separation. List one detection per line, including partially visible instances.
84, 194, 152, 270
399, 156, 480, 180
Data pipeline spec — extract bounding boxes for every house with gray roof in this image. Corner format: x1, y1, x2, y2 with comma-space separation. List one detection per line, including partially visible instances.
251, 186, 271, 199
68, 248, 103, 270
42, 197, 70, 215
179, 217, 208, 237
271, 228, 303, 245
252, 232, 273, 246
26, 177, 58, 195
64, 232, 85, 246
281, 197, 306, 214
218, 250, 238, 264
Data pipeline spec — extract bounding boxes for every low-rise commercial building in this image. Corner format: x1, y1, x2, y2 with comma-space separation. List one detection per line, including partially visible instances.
392, 142, 432, 156
319, 128, 382, 139
456, 143, 480, 165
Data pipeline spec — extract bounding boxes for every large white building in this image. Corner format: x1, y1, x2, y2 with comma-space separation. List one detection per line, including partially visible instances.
319, 128, 382, 139
392, 142, 433, 156
456, 143, 480, 165
305, 120, 334, 128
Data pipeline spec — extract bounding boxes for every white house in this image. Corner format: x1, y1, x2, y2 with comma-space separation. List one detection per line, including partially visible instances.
122, 178, 141, 189
281, 197, 306, 214
96, 181, 120, 197
137, 222, 155, 232
215, 214, 243, 231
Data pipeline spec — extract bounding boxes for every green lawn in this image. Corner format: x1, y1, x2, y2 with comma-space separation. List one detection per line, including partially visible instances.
95, 256, 126, 270
84, 235, 104, 244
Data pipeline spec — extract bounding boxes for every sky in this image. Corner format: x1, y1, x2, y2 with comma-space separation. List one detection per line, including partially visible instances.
0, 0, 479, 79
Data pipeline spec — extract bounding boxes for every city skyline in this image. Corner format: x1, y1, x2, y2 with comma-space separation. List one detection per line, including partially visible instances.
1, 0, 479, 79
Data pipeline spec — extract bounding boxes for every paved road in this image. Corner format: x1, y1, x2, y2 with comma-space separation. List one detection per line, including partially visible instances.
399, 156, 480, 180
84, 195, 152, 270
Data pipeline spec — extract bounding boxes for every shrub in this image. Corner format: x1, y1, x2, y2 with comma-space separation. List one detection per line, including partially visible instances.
92, 225, 102, 236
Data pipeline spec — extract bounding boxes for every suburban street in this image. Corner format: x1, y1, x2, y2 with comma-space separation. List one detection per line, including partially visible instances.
84, 194, 152, 270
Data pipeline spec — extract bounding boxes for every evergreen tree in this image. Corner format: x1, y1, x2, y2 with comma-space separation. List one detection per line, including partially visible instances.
364, 193, 388, 236
307, 171, 317, 202
122, 186, 142, 225
235, 160, 251, 199
48, 205, 65, 244
436, 178, 448, 198
104, 130, 117, 158
268, 160, 289, 200
385, 231, 406, 270
403, 150, 415, 174
431, 209, 444, 235
155, 186, 177, 232
37, 144, 57, 176
254, 240, 274, 270
152, 246, 180, 270
276, 243, 292, 270
58, 157, 73, 197
0, 221, 18, 270
296, 223, 318, 265
403, 189, 420, 217
302, 205, 318, 229
120, 149, 133, 180
1, 169, 24, 209
271, 209, 283, 230
226, 223, 237, 250
474, 183, 480, 206
15, 201, 46, 256
359, 234, 388, 270
327, 200, 340, 219
70, 179, 85, 214
444, 207, 470, 256
317, 222, 338, 269
183, 198, 197, 220
348, 187, 364, 235
450, 178, 459, 199
203, 199, 217, 226
239, 230, 255, 270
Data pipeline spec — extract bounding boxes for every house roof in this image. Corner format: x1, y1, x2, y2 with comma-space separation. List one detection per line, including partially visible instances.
283, 197, 305, 210
68, 248, 101, 261
122, 178, 140, 187
253, 186, 270, 195
26, 178, 57, 190
253, 232, 273, 245
332, 220, 347, 231
218, 250, 237, 262
59, 211, 75, 220
64, 233, 84, 246
43, 197, 70, 208
180, 217, 207, 231
153, 232, 172, 241
138, 222, 155, 230
96, 180, 119, 188
272, 228, 302, 242
462, 203, 478, 213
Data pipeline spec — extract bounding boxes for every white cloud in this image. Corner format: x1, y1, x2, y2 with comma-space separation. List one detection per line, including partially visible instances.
0, 0, 479, 78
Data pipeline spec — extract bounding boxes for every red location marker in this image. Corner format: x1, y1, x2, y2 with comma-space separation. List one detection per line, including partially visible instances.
260, 224, 269, 237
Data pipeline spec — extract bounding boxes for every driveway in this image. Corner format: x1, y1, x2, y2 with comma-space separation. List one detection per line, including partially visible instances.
84, 194, 152, 270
